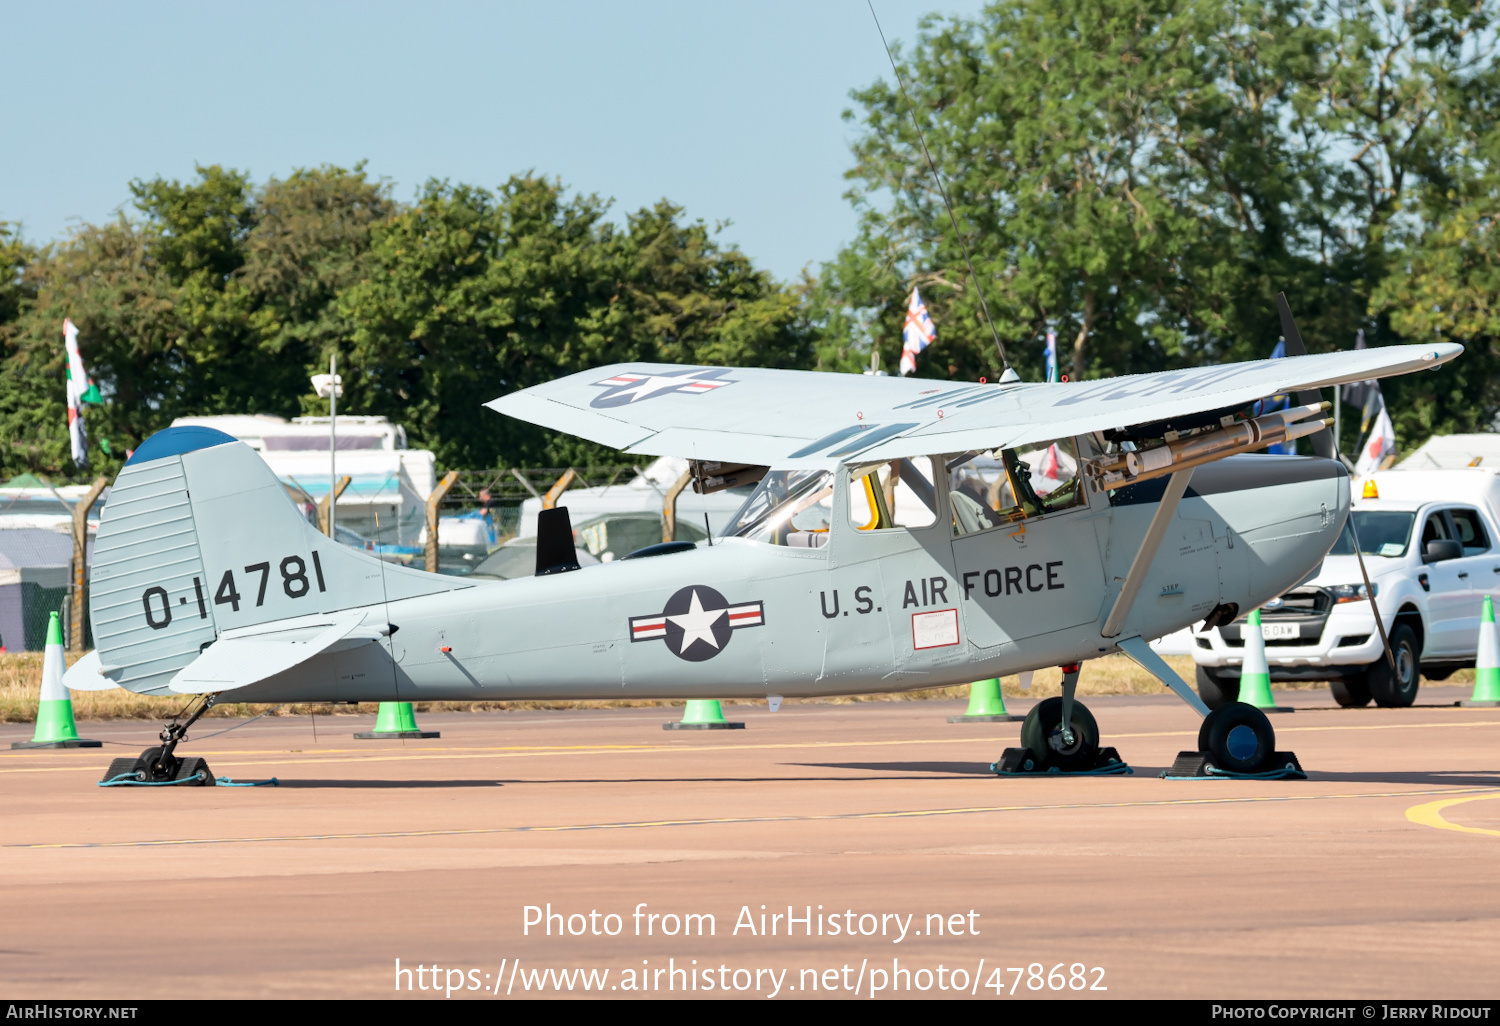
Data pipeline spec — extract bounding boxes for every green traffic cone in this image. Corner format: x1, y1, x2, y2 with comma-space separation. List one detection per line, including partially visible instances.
1238, 609, 1293, 714
12, 612, 101, 749
354, 701, 440, 739
949, 678, 1023, 722
1463, 595, 1500, 707
664, 699, 744, 731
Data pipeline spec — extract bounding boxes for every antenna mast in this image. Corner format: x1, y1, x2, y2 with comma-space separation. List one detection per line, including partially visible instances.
867, 1, 1013, 377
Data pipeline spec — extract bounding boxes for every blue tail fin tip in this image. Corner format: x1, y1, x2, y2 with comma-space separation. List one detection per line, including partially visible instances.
125, 426, 239, 466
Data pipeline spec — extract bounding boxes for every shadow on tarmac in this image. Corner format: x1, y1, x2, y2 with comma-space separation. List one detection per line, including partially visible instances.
792, 761, 996, 775
272, 779, 506, 788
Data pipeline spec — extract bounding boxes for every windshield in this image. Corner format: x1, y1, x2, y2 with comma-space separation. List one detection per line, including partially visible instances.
725, 469, 833, 547
1329, 511, 1417, 558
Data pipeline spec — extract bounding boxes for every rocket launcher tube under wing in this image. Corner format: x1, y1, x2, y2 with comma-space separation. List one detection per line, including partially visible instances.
1089, 402, 1331, 491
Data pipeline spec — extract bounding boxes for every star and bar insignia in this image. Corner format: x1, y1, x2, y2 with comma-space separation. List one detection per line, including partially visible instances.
589, 367, 736, 409
629, 585, 765, 662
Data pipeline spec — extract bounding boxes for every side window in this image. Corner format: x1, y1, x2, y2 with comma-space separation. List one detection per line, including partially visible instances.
1421, 513, 1452, 548
847, 458, 939, 531
1449, 509, 1491, 555
950, 437, 1087, 537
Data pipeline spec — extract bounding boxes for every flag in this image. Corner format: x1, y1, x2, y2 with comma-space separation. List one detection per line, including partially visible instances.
1037, 443, 1061, 483
899, 287, 936, 376
1044, 329, 1058, 383
1354, 402, 1397, 479
1342, 329, 1375, 411
64, 318, 102, 468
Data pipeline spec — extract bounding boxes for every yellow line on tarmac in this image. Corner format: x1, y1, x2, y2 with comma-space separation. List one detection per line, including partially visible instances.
1406, 793, 1500, 838
9, 785, 1495, 850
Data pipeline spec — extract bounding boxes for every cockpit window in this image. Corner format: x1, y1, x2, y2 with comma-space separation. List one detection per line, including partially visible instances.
725, 469, 834, 547
847, 458, 939, 531
950, 437, 1086, 536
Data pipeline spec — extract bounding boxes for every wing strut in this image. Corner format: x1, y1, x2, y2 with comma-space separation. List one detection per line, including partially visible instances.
1116, 636, 1210, 717
1101, 468, 1195, 638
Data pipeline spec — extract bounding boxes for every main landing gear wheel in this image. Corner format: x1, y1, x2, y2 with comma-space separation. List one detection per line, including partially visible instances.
1195, 665, 1240, 710
1198, 702, 1275, 775
1329, 677, 1371, 708
1366, 623, 1420, 708
1020, 696, 1101, 771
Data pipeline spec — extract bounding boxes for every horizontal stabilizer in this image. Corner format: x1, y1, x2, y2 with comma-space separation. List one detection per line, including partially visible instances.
169, 611, 378, 694
62, 650, 122, 692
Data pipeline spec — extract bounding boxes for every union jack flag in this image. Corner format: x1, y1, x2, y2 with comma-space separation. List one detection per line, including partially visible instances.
899, 287, 937, 376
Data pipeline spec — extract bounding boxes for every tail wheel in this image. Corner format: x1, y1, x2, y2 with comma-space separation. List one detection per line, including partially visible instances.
1368, 623, 1420, 708
1195, 665, 1240, 710
1330, 677, 1371, 708
1020, 697, 1100, 771
1198, 702, 1276, 775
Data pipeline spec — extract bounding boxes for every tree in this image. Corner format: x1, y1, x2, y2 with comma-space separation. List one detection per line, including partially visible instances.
341, 175, 812, 469
1, 164, 395, 479
826, 0, 1331, 382
818, 0, 1500, 454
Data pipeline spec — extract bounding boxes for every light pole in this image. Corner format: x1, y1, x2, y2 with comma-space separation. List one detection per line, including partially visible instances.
311, 354, 344, 538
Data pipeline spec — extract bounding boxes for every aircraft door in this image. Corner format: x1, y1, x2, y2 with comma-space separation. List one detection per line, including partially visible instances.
828, 459, 965, 682
947, 439, 1107, 649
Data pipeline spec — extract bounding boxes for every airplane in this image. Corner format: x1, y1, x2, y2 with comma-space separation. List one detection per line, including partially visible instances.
67, 332, 1462, 785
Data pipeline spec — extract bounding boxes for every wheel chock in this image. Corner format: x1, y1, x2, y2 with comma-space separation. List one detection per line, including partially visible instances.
1161, 750, 1306, 780
990, 746, 1131, 776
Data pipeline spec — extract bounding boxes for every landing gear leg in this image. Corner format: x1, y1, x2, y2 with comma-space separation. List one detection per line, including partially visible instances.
1114, 636, 1305, 779
105, 695, 220, 786
1057, 663, 1080, 751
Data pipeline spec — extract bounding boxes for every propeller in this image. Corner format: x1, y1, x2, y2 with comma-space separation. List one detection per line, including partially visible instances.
1274, 292, 1337, 460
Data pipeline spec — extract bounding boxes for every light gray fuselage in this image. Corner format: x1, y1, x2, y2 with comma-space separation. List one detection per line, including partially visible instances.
228, 455, 1348, 703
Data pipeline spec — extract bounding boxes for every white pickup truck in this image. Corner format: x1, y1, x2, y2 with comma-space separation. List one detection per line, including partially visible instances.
1192, 467, 1500, 708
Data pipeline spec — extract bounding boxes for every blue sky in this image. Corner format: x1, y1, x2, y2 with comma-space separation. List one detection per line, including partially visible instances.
2, 0, 986, 281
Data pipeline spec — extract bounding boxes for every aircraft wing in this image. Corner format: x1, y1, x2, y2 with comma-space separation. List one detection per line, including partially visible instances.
487, 344, 1461, 465
168, 611, 383, 694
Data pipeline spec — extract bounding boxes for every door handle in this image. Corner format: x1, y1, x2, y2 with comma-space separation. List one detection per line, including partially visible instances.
1459, 572, 1470, 579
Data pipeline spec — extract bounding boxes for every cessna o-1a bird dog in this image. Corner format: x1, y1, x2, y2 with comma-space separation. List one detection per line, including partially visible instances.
69, 330, 1461, 785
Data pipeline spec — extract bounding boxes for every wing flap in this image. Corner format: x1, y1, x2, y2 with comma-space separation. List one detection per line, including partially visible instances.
488, 346, 1461, 464
168, 611, 374, 694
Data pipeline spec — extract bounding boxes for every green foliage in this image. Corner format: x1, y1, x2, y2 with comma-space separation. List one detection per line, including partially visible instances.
341, 176, 811, 469
3, 1, 1498, 478
816, 0, 1500, 452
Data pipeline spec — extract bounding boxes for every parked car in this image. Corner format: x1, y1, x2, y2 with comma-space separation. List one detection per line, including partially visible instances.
1193, 468, 1500, 708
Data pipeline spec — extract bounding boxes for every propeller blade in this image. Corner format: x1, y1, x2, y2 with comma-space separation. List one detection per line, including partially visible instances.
1275, 291, 1336, 459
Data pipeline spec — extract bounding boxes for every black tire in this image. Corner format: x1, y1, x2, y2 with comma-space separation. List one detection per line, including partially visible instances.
174, 757, 215, 786
1195, 665, 1240, 710
138, 745, 185, 782
1367, 623, 1420, 708
1422, 666, 1455, 682
1198, 702, 1276, 775
1020, 697, 1100, 771
1329, 677, 1371, 708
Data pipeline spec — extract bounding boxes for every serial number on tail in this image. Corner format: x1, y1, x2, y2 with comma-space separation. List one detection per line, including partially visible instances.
140, 551, 327, 630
